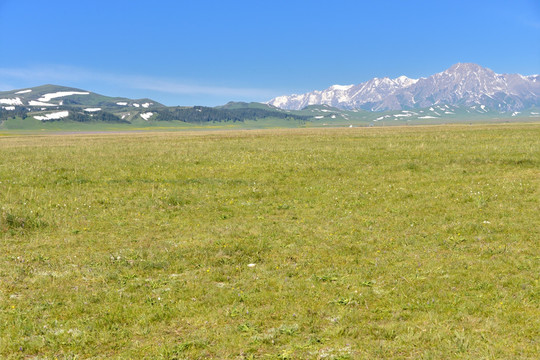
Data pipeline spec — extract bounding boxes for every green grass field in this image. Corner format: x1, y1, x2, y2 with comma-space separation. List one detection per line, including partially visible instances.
0, 124, 539, 359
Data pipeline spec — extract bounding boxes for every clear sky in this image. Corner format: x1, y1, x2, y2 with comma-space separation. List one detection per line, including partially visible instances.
0, 0, 539, 106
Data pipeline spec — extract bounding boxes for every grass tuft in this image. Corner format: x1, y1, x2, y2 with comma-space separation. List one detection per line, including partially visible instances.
0, 209, 47, 233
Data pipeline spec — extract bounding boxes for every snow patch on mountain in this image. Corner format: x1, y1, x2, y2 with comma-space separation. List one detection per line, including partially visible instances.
329, 85, 354, 91
0, 98, 23, 106
34, 111, 69, 121
15, 89, 32, 94
140, 112, 153, 120
38, 91, 90, 102
395, 76, 418, 87
29, 100, 57, 106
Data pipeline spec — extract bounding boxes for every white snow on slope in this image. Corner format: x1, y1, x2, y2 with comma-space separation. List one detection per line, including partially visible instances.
142, 103, 151, 108
268, 95, 293, 108
116, 102, 128, 106
15, 89, 32, 94
133, 103, 140, 108
84, 108, 101, 112
329, 84, 354, 91
395, 75, 419, 87
34, 111, 69, 121
419, 116, 439, 119
29, 100, 56, 106
140, 112, 153, 120
0, 98, 23, 105
3, 106, 15, 110
38, 91, 90, 102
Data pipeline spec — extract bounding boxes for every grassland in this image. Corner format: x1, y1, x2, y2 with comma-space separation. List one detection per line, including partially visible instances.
0, 124, 539, 359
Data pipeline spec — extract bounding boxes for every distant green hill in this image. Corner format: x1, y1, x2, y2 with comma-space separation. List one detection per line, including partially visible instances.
152, 106, 310, 123
217, 101, 280, 110
0, 84, 164, 110
0, 85, 311, 129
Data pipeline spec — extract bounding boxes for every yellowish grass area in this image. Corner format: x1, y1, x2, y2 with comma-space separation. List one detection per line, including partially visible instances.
1, 124, 539, 359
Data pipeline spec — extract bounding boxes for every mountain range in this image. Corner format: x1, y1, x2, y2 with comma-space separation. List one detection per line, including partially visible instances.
1, 63, 539, 130
267, 63, 540, 112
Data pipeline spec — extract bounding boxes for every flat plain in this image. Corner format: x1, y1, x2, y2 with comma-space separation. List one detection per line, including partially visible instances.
0, 124, 539, 359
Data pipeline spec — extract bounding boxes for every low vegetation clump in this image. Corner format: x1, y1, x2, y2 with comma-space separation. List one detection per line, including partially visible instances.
0, 124, 538, 358
1, 209, 47, 234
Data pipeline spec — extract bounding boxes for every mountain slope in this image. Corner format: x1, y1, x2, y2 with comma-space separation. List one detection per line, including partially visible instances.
268, 63, 540, 112
0, 84, 169, 124
0, 84, 164, 110
0, 85, 311, 127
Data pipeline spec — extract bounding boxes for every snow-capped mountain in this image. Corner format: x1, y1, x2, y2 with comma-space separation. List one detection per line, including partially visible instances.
268, 63, 540, 112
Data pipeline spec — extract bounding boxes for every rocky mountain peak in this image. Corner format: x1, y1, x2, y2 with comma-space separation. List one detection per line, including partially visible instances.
267, 63, 540, 112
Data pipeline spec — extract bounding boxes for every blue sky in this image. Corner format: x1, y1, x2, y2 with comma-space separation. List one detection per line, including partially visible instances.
0, 0, 539, 106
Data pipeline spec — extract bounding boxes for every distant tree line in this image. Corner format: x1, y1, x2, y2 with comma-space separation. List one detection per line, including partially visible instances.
62, 99, 82, 106
0, 105, 309, 124
0, 107, 29, 120
0, 107, 128, 123
154, 106, 310, 123
65, 111, 128, 123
